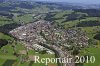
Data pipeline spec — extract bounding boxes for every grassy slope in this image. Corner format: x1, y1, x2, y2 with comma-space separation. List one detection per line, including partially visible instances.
79, 41, 100, 66
81, 26, 100, 66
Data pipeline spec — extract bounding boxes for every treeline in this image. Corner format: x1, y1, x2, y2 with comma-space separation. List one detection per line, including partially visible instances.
74, 9, 100, 17
64, 13, 87, 21
45, 12, 87, 22
44, 12, 56, 21
0, 39, 8, 48
0, 23, 21, 34
0, 11, 14, 19
94, 34, 100, 40
77, 20, 100, 27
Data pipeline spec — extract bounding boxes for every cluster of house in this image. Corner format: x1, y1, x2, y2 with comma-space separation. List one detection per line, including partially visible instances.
9, 20, 89, 55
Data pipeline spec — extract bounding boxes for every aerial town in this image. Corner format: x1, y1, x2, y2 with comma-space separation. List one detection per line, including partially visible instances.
9, 20, 89, 66
0, 0, 100, 66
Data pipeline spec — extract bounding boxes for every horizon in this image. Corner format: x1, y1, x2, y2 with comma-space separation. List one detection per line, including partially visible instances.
29, 0, 100, 4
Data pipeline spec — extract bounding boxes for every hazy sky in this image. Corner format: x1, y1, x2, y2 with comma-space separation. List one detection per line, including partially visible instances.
34, 0, 100, 4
